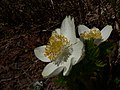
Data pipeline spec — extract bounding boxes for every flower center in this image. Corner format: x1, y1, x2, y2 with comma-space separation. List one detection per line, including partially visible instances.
44, 33, 71, 62
80, 27, 102, 39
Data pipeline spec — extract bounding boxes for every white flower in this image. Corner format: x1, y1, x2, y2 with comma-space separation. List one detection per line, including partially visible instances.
78, 25, 113, 45
34, 16, 84, 78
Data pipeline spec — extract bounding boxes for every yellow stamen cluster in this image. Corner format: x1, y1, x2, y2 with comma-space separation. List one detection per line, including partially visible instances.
44, 33, 70, 61
80, 28, 102, 39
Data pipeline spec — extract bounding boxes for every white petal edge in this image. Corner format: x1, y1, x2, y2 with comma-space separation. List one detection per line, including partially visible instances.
94, 25, 112, 45
62, 56, 73, 76
60, 16, 76, 44
78, 25, 90, 35
101, 25, 113, 42
34, 46, 51, 62
52, 28, 61, 35
71, 38, 84, 65
94, 39, 102, 45
42, 62, 64, 78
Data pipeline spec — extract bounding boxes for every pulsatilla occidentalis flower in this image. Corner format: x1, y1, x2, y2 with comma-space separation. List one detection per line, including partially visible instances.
78, 25, 113, 45
34, 16, 84, 78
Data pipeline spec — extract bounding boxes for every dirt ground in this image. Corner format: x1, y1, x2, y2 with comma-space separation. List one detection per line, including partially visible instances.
0, 0, 120, 90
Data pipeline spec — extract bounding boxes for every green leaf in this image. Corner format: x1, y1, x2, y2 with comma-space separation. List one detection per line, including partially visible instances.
95, 60, 106, 67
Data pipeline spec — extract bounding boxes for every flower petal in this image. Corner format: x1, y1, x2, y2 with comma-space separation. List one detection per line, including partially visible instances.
78, 25, 90, 34
42, 62, 64, 78
94, 39, 102, 45
34, 46, 51, 62
52, 28, 61, 35
62, 56, 73, 76
61, 16, 76, 44
94, 25, 112, 45
71, 38, 84, 65
101, 25, 113, 42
